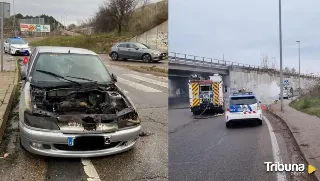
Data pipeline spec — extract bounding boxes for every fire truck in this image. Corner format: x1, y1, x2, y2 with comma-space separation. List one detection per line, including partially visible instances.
188, 74, 224, 115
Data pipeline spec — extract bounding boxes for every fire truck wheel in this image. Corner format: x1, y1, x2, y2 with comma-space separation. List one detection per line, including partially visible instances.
193, 111, 201, 115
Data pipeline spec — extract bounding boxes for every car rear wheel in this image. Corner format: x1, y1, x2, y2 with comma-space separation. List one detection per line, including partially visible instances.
4, 47, 6, 54
142, 54, 151, 63
226, 122, 232, 128
258, 120, 262, 125
111, 52, 119, 60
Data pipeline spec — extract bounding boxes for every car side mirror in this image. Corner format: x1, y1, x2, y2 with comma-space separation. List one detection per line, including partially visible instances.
259, 101, 261, 103
135, 47, 139, 50
111, 73, 117, 82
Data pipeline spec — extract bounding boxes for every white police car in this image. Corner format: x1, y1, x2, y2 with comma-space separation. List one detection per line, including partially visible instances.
225, 92, 263, 128
4, 37, 31, 56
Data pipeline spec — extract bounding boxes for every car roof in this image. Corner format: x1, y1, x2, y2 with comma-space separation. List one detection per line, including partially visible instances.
36, 46, 97, 55
9, 36, 24, 40
230, 92, 256, 98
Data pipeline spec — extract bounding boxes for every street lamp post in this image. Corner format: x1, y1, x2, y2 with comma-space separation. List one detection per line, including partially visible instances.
296, 40, 301, 92
279, 0, 284, 112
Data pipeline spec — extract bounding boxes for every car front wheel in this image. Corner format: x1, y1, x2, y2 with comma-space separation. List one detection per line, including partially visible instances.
111, 52, 119, 60
142, 54, 151, 63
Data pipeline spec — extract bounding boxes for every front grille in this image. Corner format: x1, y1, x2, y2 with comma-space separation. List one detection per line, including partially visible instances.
53, 136, 121, 151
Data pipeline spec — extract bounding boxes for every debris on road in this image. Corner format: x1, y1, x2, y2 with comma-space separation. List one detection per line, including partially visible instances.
139, 131, 153, 137
0, 153, 9, 159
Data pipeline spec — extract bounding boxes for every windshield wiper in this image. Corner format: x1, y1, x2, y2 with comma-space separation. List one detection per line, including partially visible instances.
65, 75, 97, 83
36, 70, 81, 86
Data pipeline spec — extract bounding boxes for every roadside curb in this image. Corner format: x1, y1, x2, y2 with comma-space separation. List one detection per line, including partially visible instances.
267, 104, 320, 181
107, 62, 168, 77
0, 58, 19, 144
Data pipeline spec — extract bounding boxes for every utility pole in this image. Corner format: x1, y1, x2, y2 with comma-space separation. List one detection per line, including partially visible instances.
13, 0, 16, 36
296, 40, 301, 92
279, 0, 284, 112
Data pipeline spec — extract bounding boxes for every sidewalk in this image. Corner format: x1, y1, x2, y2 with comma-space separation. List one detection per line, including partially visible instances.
0, 57, 19, 144
269, 100, 320, 180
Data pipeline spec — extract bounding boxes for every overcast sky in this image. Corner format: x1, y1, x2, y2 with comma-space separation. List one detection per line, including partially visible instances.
169, 0, 320, 74
9, 0, 160, 26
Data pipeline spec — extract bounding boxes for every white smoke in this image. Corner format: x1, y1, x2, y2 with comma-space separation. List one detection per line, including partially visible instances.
251, 81, 280, 105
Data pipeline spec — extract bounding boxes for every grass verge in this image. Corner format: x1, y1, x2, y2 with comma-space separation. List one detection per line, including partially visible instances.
29, 33, 134, 53
290, 97, 320, 117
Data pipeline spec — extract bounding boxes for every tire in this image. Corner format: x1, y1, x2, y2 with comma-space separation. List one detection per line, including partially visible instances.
193, 111, 201, 115
142, 53, 152, 63
4, 47, 6, 54
258, 120, 263, 125
226, 122, 231, 128
111, 52, 119, 60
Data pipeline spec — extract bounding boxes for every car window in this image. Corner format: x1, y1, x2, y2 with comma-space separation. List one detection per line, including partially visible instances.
117, 44, 127, 48
31, 53, 112, 84
137, 43, 150, 49
230, 96, 257, 105
10, 38, 26, 44
200, 85, 211, 91
128, 44, 137, 48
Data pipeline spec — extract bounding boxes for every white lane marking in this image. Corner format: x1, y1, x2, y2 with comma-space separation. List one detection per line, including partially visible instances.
81, 159, 101, 181
263, 116, 287, 181
123, 74, 168, 88
117, 77, 162, 92
131, 71, 168, 81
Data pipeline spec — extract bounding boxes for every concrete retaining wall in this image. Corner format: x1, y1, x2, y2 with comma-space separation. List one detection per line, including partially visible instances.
229, 69, 317, 91
130, 21, 168, 52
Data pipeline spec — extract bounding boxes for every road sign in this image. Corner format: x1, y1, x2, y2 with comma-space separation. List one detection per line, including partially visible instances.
284, 79, 289, 85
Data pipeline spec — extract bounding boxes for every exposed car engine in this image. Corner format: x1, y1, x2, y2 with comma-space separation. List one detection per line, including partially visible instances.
31, 87, 129, 115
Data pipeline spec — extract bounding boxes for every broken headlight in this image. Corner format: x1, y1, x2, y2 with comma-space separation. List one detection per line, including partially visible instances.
117, 115, 141, 129
24, 112, 59, 130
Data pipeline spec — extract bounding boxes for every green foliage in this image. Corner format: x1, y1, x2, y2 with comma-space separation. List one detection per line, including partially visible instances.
30, 32, 134, 53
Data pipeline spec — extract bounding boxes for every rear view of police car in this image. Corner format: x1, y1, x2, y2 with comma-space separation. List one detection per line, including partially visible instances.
225, 92, 263, 128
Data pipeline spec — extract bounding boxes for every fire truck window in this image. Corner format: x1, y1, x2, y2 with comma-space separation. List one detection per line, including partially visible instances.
200, 86, 210, 91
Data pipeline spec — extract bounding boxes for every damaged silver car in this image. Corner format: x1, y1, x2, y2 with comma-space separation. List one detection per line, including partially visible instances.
19, 46, 141, 157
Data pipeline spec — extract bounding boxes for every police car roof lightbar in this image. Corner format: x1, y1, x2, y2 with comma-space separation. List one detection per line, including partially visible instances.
232, 92, 253, 96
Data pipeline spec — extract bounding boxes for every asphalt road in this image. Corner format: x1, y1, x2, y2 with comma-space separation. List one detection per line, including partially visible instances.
0, 63, 168, 181
98, 54, 168, 69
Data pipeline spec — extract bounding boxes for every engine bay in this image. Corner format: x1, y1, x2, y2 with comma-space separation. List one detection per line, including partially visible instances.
31, 86, 130, 115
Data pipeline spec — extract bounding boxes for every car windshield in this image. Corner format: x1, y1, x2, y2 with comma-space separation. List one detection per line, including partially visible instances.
10, 38, 26, 44
200, 85, 211, 91
31, 53, 112, 84
137, 43, 150, 49
230, 96, 258, 105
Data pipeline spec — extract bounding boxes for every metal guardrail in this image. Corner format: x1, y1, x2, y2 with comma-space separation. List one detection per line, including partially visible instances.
168, 52, 319, 78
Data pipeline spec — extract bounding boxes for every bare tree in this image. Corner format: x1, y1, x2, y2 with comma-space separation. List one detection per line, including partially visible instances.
260, 53, 269, 68
140, 0, 150, 8
105, 0, 140, 33
291, 67, 296, 74
284, 66, 290, 73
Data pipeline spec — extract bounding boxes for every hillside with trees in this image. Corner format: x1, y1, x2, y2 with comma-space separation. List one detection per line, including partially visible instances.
4, 13, 63, 33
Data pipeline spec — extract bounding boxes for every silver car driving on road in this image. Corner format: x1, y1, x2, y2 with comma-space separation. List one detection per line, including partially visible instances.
19, 46, 141, 157
109, 42, 167, 62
